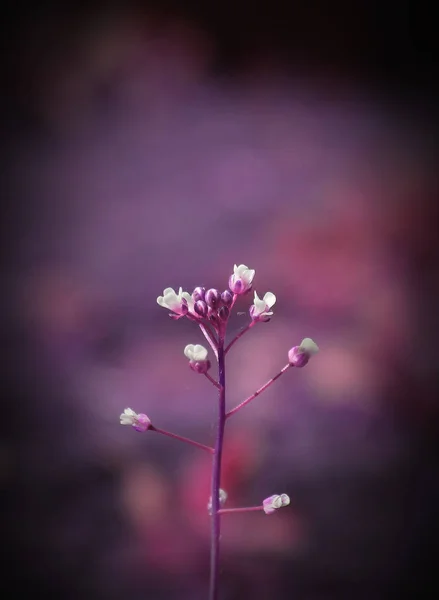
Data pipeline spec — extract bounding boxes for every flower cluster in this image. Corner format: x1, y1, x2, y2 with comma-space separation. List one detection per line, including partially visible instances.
156, 264, 277, 334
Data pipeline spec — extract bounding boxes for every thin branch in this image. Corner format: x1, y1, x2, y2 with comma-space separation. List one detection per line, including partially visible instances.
186, 313, 218, 359
218, 506, 264, 515
226, 363, 292, 419
204, 372, 221, 389
150, 426, 214, 454
199, 322, 219, 357
225, 320, 256, 354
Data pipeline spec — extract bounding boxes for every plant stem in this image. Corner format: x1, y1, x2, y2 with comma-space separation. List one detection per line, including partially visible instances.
209, 342, 226, 600
150, 426, 214, 454
226, 363, 292, 419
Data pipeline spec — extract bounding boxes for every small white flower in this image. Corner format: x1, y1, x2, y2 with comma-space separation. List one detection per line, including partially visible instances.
120, 408, 151, 432
120, 408, 138, 425
229, 264, 255, 295
184, 344, 208, 361
207, 488, 228, 514
250, 291, 276, 321
157, 287, 193, 315
263, 493, 290, 515
288, 337, 319, 367
299, 338, 319, 355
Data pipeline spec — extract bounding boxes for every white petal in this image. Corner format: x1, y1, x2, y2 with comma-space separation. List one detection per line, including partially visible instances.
263, 292, 276, 308
157, 295, 167, 307
123, 408, 137, 417
272, 495, 283, 509
164, 292, 182, 311
219, 489, 228, 503
193, 344, 208, 361
253, 291, 266, 313
120, 408, 137, 425
235, 264, 248, 276
300, 338, 319, 355
280, 494, 290, 506
184, 344, 195, 359
244, 269, 255, 284
181, 291, 194, 312
163, 287, 177, 296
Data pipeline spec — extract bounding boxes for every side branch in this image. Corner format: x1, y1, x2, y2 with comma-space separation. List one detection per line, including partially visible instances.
199, 322, 219, 358
218, 506, 264, 515
225, 321, 256, 354
150, 426, 214, 454
226, 363, 292, 419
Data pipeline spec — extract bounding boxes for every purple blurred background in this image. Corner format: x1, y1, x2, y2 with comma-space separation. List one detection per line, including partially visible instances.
2, 2, 439, 599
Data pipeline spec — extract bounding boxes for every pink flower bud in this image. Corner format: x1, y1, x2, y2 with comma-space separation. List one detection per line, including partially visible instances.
189, 359, 211, 374
205, 288, 221, 308
192, 286, 206, 302
194, 300, 208, 318
221, 290, 233, 306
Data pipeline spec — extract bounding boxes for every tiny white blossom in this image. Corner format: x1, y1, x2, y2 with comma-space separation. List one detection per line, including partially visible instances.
157, 287, 193, 315
207, 489, 228, 514
250, 291, 276, 321
263, 493, 290, 515
184, 344, 209, 362
120, 408, 138, 425
120, 408, 151, 432
299, 338, 319, 355
229, 264, 255, 295
288, 338, 319, 367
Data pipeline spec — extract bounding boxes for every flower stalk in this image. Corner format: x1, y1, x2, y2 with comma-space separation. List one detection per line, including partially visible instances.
209, 342, 226, 600
119, 263, 319, 600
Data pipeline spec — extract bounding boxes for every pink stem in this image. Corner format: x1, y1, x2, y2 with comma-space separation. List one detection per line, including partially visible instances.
151, 426, 214, 454
204, 372, 221, 389
218, 506, 264, 515
199, 322, 219, 358
225, 320, 256, 354
185, 314, 218, 358
209, 341, 226, 600
226, 363, 292, 419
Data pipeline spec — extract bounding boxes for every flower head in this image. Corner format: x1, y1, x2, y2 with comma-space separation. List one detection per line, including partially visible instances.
229, 264, 255, 295
157, 287, 193, 317
288, 338, 319, 367
250, 291, 276, 322
120, 408, 151, 432
184, 344, 211, 374
263, 493, 290, 515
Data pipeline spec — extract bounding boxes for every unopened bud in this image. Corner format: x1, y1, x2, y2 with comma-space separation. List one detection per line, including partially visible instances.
194, 300, 208, 318
192, 286, 206, 303
208, 307, 220, 326
205, 288, 221, 308
221, 290, 233, 306
218, 305, 229, 321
